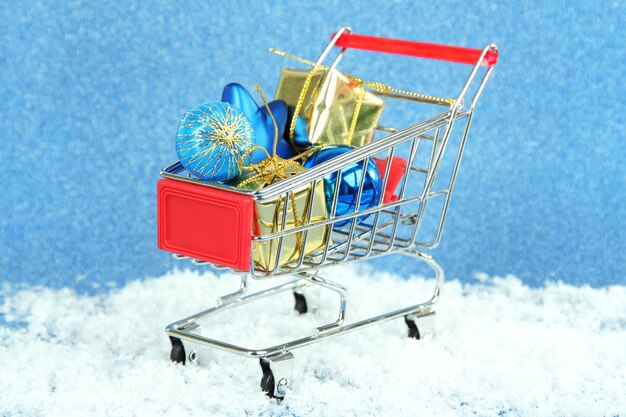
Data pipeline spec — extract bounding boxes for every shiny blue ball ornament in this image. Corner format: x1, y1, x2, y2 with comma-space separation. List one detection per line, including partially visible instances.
303, 145, 382, 227
175, 102, 254, 182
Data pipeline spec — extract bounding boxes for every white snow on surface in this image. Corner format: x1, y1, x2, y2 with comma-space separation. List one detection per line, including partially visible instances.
1, 265, 625, 417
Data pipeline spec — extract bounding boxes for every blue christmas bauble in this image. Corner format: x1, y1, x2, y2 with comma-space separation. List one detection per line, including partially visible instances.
175, 102, 254, 182
303, 145, 382, 227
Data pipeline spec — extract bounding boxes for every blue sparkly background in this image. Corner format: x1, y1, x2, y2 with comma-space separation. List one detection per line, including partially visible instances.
1, 1, 624, 291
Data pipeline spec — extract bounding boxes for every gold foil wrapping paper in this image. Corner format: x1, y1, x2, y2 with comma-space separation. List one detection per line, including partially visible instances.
274, 68, 385, 149
231, 174, 331, 272
253, 181, 329, 271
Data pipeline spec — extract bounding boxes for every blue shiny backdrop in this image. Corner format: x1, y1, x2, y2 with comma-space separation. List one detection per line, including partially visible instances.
0, 1, 624, 291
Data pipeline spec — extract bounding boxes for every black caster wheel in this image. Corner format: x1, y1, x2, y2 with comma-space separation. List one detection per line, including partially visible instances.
259, 359, 278, 399
293, 292, 308, 314
169, 336, 186, 364
259, 352, 293, 400
404, 315, 421, 339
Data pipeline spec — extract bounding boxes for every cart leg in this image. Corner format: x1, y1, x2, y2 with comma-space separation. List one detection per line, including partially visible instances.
404, 311, 436, 339
259, 351, 294, 400
400, 249, 444, 338
168, 322, 202, 365
217, 273, 248, 306
402, 248, 443, 303
296, 271, 347, 332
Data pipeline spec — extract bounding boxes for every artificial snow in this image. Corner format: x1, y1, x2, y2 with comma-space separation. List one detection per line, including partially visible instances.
1, 265, 624, 416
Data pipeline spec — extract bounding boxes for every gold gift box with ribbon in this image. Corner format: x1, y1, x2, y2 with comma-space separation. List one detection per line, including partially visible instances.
274, 67, 385, 149
227, 83, 332, 272
233, 174, 331, 272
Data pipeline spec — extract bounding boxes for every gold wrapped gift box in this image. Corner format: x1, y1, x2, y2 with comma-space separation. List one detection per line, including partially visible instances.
232, 174, 331, 272
274, 68, 385, 149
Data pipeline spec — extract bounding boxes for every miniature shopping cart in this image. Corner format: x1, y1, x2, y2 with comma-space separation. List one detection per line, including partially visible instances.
157, 28, 498, 399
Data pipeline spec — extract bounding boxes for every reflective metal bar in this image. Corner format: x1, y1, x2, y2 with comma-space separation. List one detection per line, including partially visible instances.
217, 274, 248, 305
416, 111, 475, 249
295, 179, 320, 268
252, 193, 427, 242
251, 110, 456, 198
274, 190, 291, 273
455, 44, 497, 107
169, 279, 311, 332
166, 249, 443, 359
407, 126, 442, 244
385, 136, 420, 251
314, 27, 352, 67
319, 168, 343, 265
297, 271, 347, 332
364, 146, 395, 256
339, 157, 370, 261
410, 166, 429, 175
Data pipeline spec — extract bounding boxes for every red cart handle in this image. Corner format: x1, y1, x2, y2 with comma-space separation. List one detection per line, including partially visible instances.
333, 32, 498, 67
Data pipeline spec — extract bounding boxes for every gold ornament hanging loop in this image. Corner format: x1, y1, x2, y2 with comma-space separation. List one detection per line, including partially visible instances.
270, 48, 458, 145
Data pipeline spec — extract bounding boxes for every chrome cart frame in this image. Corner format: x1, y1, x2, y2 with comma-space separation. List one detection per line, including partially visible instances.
160, 27, 498, 399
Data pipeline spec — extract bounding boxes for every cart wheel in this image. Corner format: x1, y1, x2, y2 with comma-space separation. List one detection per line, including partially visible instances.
259, 352, 293, 400
293, 292, 308, 314
404, 312, 436, 340
259, 359, 278, 399
169, 336, 186, 364
404, 315, 421, 339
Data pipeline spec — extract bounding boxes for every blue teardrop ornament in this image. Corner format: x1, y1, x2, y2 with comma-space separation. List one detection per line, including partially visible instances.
222, 83, 306, 161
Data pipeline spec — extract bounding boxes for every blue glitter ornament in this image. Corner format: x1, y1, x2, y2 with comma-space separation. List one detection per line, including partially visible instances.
222, 83, 307, 161
175, 102, 254, 182
303, 145, 382, 228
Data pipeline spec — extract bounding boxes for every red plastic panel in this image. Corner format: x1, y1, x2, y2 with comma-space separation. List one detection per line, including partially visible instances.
374, 156, 408, 203
333, 32, 498, 67
157, 179, 254, 270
